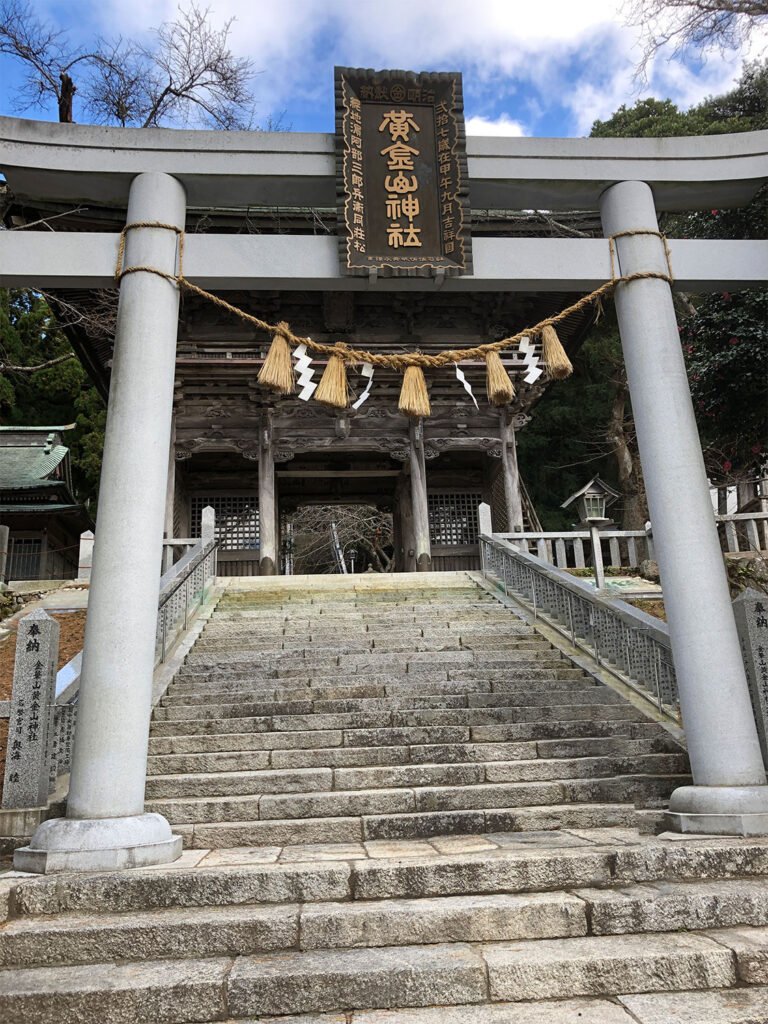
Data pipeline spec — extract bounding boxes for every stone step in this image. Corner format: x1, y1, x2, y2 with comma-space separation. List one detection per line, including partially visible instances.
198, 617, 535, 631
145, 736, 681, 776
191, 638, 545, 655
211, 608, 514, 623
218, 596, 497, 603
159, 677, 598, 706
10, 838, 768, 916
0, 891, 588, 969
0, 930, 746, 1021
198, 624, 535, 642
222, 988, 768, 1024
617, 985, 768, 1023
172, 666, 589, 689
577, 879, 768, 935
147, 720, 672, 756
155, 689, 623, 719
145, 755, 688, 799
146, 774, 687, 825
183, 648, 560, 669
0, 957, 233, 1024
197, 623, 538, 637
179, 802, 640, 847
149, 704, 648, 738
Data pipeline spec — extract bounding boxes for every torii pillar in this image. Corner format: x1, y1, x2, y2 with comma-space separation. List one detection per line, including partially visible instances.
601, 180, 768, 834
16, 172, 185, 872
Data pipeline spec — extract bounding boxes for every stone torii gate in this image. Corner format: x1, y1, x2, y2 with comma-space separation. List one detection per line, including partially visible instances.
1, 116, 767, 871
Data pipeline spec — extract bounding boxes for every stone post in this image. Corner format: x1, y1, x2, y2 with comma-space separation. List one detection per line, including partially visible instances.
588, 523, 606, 591
478, 500, 493, 535
409, 419, 432, 572
601, 179, 768, 834
259, 414, 277, 576
201, 505, 215, 544
16, 172, 186, 872
2, 609, 58, 809
0, 523, 9, 590
76, 531, 94, 582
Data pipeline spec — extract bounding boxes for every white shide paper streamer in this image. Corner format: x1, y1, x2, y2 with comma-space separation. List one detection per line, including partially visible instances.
519, 336, 544, 384
293, 343, 317, 401
454, 362, 479, 410
352, 363, 374, 410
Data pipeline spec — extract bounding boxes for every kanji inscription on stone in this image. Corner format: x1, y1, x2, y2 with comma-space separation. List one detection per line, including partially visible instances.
1, 608, 59, 809
733, 587, 768, 770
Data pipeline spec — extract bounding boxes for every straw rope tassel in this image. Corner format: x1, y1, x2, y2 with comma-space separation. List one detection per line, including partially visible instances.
485, 351, 516, 405
399, 366, 431, 418
541, 324, 573, 380
257, 323, 295, 394
314, 353, 349, 409
113, 223, 676, 386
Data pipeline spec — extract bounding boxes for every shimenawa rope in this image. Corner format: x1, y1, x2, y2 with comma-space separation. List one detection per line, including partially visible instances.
113, 222, 674, 411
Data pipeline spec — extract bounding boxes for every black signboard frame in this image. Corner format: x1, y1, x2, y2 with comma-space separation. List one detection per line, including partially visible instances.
335, 67, 473, 278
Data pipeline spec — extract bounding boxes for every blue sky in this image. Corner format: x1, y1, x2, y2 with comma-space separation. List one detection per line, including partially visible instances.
0, 1, 763, 136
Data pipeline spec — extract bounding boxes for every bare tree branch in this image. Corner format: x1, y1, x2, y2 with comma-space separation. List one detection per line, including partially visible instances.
533, 211, 592, 238
0, 0, 259, 128
624, 0, 768, 77
41, 291, 118, 341
9, 206, 87, 230
287, 505, 394, 574
0, 352, 76, 373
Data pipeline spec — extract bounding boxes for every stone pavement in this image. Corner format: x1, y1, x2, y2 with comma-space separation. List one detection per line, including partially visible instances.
2, 573, 767, 1022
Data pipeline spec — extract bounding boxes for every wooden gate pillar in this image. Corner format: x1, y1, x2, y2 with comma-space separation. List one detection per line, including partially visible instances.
259, 412, 278, 576
500, 410, 524, 532
409, 420, 432, 572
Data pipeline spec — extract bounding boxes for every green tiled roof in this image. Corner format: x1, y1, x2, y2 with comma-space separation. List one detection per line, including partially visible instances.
0, 503, 84, 514
0, 444, 68, 487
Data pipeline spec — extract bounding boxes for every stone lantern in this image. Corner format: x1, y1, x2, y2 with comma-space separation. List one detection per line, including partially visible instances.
562, 476, 620, 526
561, 477, 620, 590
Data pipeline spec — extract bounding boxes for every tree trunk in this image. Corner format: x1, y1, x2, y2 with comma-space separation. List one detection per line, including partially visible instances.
606, 371, 648, 529
58, 73, 76, 123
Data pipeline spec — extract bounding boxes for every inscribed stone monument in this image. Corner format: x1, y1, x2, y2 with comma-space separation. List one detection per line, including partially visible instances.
2, 608, 59, 808
733, 587, 768, 770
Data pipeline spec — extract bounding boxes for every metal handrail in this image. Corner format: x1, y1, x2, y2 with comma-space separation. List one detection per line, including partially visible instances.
479, 531, 679, 721
156, 537, 218, 664
158, 538, 218, 609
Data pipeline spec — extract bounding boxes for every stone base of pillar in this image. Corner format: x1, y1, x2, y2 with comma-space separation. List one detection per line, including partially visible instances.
416, 553, 432, 572
13, 812, 182, 874
259, 557, 277, 576
663, 785, 768, 836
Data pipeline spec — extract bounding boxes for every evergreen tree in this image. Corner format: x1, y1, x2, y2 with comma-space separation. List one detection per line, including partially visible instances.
0, 289, 105, 506
520, 61, 767, 526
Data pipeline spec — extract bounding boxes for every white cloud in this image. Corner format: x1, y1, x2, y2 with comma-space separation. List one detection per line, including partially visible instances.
37, 0, 768, 135
465, 115, 526, 137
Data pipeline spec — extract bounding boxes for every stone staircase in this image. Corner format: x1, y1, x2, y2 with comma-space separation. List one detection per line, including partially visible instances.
2, 571, 768, 1022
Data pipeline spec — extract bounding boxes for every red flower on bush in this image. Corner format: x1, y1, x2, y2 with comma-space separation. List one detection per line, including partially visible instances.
723, 461, 732, 472
729, 337, 739, 345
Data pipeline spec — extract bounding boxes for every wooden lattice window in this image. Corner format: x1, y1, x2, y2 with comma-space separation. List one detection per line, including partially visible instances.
190, 494, 259, 551
427, 491, 483, 546
8, 538, 42, 580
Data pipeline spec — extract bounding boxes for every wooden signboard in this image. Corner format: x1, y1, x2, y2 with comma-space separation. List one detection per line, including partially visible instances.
335, 67, 473, 278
